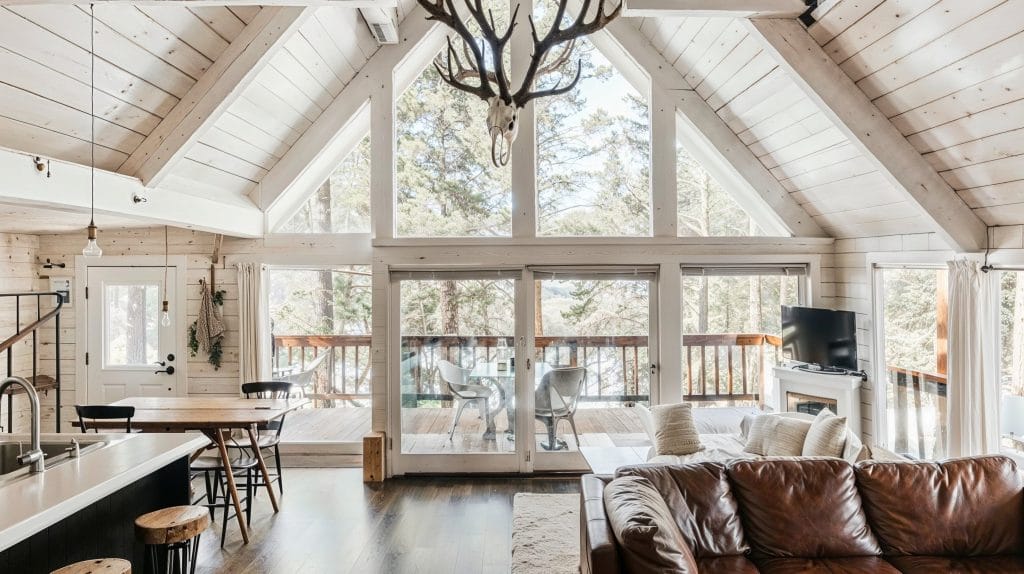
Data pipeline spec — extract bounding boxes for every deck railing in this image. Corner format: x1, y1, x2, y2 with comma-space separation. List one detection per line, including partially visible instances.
273, 332, 783, 406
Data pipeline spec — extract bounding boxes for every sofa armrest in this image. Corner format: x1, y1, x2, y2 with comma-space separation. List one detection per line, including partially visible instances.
581, 474, 621, 574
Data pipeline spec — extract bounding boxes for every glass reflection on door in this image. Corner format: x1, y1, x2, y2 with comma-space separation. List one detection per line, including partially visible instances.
533, 275, 652, 454
399, 276, 517, 454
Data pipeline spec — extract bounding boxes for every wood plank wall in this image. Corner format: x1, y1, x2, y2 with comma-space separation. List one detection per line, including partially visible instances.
0, 233, 41, 431
2, 228, 241, 432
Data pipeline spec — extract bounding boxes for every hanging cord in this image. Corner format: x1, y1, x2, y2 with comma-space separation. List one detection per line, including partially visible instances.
982, 226, 994, 273
89, 3, 95, 230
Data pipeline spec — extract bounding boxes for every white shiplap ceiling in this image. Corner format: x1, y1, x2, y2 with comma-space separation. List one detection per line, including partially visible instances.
0, 0, 1021, 242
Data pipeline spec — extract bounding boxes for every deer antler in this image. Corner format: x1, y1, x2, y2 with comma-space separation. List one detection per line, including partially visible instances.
514, 0, 621, 105
420, 0, 497, 100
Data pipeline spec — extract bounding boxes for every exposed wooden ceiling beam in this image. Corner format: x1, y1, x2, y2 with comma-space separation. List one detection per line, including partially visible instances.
584, 10, 826, 238
260, 6, 441, 227
0, 146, 263, 237
745, 18, 988, 251
118, 6, 315, 188
622, 0, 807, 18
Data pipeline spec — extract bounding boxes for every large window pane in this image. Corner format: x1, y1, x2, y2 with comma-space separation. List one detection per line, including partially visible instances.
395, 1, 511, 237
277, 135, 371, 233
1000, 271, 1024, 454
681, 272, 801, 406
879, 268, 948, 459
677, 142, 764, 236
534, 3, 651, 237
399, 277, 517, 454
534, 276, 651, 452
268, 266, 372, 443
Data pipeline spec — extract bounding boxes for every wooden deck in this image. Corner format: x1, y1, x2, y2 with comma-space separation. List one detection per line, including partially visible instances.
280, 406, 648, 455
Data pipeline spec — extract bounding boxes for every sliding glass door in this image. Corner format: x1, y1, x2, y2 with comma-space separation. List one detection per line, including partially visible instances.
530, 268, 657, 472
390, 270, 524, 473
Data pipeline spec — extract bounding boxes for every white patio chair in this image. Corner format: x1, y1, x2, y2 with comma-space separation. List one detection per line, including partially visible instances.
535, 367, 587, 451
437, 359, 495, 441
282, 352, 330, 402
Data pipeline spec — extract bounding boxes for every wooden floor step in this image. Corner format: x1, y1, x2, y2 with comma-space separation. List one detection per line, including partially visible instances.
1, 374, 57, 395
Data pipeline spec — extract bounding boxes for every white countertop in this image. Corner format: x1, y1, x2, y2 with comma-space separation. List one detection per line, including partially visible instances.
0, 432, 210, 551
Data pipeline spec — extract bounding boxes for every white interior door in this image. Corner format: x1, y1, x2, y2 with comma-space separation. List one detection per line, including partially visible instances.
86, 266, 183, 403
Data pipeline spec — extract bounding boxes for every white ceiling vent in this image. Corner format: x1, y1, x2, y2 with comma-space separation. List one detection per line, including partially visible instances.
361, 8, 398, 45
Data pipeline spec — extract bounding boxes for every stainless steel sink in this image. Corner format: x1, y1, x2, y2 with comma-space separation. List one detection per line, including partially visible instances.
0, 437, 108, 485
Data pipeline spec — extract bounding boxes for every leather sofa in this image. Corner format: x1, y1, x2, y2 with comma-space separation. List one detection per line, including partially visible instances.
580, 456, 1024, 573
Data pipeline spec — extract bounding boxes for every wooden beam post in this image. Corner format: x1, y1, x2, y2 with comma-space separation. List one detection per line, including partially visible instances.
622, 0, 807, 18
745, 18, 988, 252
119, 6, 315, 188
363, 431, 385, 482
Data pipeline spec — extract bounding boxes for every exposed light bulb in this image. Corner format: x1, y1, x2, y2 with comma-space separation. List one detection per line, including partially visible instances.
161, 300, 171, 327
82, 224, 102, 258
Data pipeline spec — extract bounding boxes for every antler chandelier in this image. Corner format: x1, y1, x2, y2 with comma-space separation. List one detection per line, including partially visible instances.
418, 0, 621, 166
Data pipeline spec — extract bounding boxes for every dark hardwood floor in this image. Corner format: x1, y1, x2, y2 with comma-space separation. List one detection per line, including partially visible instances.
194, 469, 580, 573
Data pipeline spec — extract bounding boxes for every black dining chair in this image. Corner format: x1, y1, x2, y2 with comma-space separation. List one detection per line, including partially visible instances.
226, 381, 293, 495
75, 405, 135, 432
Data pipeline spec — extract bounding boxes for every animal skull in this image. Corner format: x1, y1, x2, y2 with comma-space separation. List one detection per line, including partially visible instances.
487, 97, 519, 167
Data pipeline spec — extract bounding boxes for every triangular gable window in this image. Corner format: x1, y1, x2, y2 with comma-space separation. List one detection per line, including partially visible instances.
277, 134, 371, 234
677, 141, 764, 237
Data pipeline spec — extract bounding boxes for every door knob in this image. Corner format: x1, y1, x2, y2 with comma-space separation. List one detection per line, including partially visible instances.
155, 366, 175, 375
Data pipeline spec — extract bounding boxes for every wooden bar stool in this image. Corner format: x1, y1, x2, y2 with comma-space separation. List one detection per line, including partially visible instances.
135, 506, 209, 574
52, 559, 131, 574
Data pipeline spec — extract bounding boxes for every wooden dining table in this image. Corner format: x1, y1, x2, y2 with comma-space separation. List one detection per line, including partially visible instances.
81, 396, 308, 544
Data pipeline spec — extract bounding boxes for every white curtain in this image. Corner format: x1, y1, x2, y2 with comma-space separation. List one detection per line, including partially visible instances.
947, 259, 1000, 457
237, 262, 270, 388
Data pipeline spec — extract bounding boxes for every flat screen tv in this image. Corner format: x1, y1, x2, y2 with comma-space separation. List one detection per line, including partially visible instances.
781, 306, 858, 371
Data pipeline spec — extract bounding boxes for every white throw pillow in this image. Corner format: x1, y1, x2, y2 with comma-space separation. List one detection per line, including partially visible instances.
766, 417, 812, 456
650, 403, 703, 456
802, 408, 848, 458
743, 414, 812, 456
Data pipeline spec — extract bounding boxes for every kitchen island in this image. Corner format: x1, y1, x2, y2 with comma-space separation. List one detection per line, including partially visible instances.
0, 432, 209, 573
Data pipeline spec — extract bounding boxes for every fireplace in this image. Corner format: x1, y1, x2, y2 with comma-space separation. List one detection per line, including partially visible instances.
787, 392, 838, 416
771, 366, 863, 436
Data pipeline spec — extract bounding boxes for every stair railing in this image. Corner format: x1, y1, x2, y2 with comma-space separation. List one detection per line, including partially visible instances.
0, 292, 63, 432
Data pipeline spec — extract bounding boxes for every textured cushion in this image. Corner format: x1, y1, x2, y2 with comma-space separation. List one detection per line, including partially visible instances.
802, 408, 847, 458
856, 455, 1024, 556
727, 458, 881, 558
604, 475, 698, 573
650, 403, 703, 456
743, 415, 812, 456
884, 555, 1024, 573
754, 557, 901, 573
765, 417, 812, 456
617, 463, 748, 557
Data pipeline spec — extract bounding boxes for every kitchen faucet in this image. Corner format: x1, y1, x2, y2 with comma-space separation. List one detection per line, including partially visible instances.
0, 377, 44, 473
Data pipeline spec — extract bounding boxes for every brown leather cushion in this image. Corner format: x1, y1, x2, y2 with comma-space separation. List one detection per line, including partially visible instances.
727, 458, 881, 558
856, 456, 1024, 556
603, 475, 698, 573
617, 463, 748, 557
695, 556, 759, 572
753, 557, 902, 573
885, 555, 1024, 573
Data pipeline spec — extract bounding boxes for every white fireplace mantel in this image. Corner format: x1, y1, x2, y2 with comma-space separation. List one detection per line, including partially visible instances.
771, 366, 863, 437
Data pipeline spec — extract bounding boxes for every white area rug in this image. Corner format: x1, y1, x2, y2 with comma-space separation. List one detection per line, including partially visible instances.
512, 493, 580, 574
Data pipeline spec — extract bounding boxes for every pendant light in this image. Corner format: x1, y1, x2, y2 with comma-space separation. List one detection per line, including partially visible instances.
161, 225, 171, 327
82, 3, 102, 258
